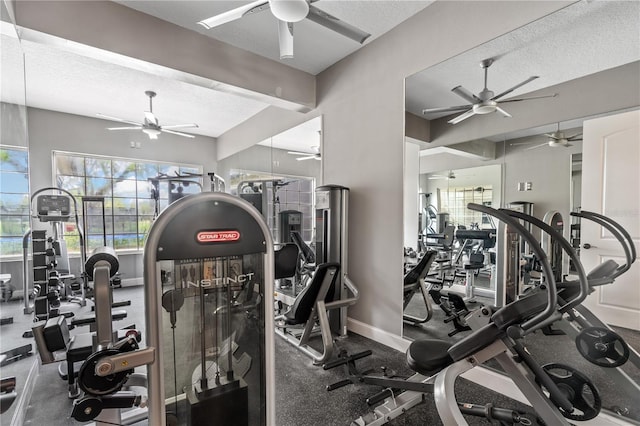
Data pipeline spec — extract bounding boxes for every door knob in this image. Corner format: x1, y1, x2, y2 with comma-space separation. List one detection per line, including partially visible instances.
582, 243, 597, 249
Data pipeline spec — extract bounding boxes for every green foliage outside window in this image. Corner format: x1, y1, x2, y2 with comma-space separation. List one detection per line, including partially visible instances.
54, 152, 202, 253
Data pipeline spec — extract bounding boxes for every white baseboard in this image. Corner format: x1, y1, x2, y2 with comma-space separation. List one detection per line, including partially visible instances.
347, 317, 410, 352
120, 277, 143, 287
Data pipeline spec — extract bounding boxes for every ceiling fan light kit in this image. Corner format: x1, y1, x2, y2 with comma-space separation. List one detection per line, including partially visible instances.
510, 122, 583, 151
97, 91, 198, 140
422, 58, 557, 125
269, 0, 309, 22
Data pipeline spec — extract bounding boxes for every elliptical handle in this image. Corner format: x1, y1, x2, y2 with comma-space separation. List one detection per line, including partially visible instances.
500, 209, 589, 312
467, 203, 557, 333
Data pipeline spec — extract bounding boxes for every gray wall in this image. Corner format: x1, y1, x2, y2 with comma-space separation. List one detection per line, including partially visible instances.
502, 139, 582, 226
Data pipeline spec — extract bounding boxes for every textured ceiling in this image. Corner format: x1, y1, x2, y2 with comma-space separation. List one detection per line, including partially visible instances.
406, 1, 640, 123
2, 33, 270, 139
4, 1, 638, 154
115, 0, 434, 75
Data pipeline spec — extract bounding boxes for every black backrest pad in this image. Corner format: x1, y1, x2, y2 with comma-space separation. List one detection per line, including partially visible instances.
448, 323, 502, 362
275, 243, 299, 279
587, 259, 619, 280
491, 290, 548, 329
284, 263, 340, 325
404, 251, 437, 286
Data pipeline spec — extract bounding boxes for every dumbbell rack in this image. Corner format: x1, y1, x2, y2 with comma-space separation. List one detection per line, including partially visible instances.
31, 230, 66, 321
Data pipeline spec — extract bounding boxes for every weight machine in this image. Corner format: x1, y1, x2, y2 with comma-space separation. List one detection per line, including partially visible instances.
22, 188, 87, 319
334, 203, 604, 426
59, 192, 276, 425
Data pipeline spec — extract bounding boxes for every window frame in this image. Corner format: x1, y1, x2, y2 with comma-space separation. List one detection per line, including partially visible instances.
52, 150, 203, 254
0, 145, 30, 258
439, 185, 494, 229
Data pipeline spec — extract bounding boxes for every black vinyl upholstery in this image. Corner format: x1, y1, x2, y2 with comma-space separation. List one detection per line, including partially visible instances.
408, 290, 549, 370
403, 251, 437, 308
404, 251, 437, 286
274, 243, 299, 279
406, 339, 453, 375
283, 263, 340, 325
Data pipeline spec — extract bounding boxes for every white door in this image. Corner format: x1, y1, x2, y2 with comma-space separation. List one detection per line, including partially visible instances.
580, 109, 640, 330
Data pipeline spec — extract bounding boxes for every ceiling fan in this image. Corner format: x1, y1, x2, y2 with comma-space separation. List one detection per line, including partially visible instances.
287, 145, 321, 161
428, 170, 456, 180
512, 123, 583, 150
422, 58, 558, 125
197, 0, 371, 60
97, 91, 198, 140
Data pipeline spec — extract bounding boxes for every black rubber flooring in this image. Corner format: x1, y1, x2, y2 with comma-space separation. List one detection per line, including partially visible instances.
1, 285, 638, 425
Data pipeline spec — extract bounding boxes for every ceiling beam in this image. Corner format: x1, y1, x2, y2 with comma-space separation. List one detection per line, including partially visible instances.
14, 0, 315, 112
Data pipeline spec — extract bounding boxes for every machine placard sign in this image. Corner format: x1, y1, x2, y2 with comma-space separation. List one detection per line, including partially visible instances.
196, 230, 241, 243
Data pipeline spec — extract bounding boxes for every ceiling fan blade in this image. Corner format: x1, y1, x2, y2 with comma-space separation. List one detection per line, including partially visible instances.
278, 19, 294, 59
451, 86, 481, 104
295, 155, 318, 161
566, 133, 583, 141
197, 0, 269, 29
162, 129, 195, 138
306, 5, 371, 44
524, 142, 549, 151
422, 104, 473, 115
107, 126, 143, 130
287, 151, 313, 155
144, 111, 158, 125
495, 106, 512, 118
96, 113, 142, 126
491, 76, 538, 100
498, 93, 558, 103
161, 123, 199, 130
448, 108, 476, 124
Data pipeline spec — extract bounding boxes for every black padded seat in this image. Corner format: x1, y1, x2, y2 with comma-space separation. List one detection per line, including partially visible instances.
447, 323, 502, 362
282, 263, 340, 326
406, 339, 453, 376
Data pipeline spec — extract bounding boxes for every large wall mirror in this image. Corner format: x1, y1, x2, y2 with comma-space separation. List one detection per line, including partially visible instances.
402, 0, 639, 358
217, 116, 322, 244
402, 1, 639, 419
1, 4, 32, 424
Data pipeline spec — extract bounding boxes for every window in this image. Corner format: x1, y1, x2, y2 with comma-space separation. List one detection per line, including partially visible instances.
0, 146, 30, 256
54, 151, 202, 253
439, 186, 493, 229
